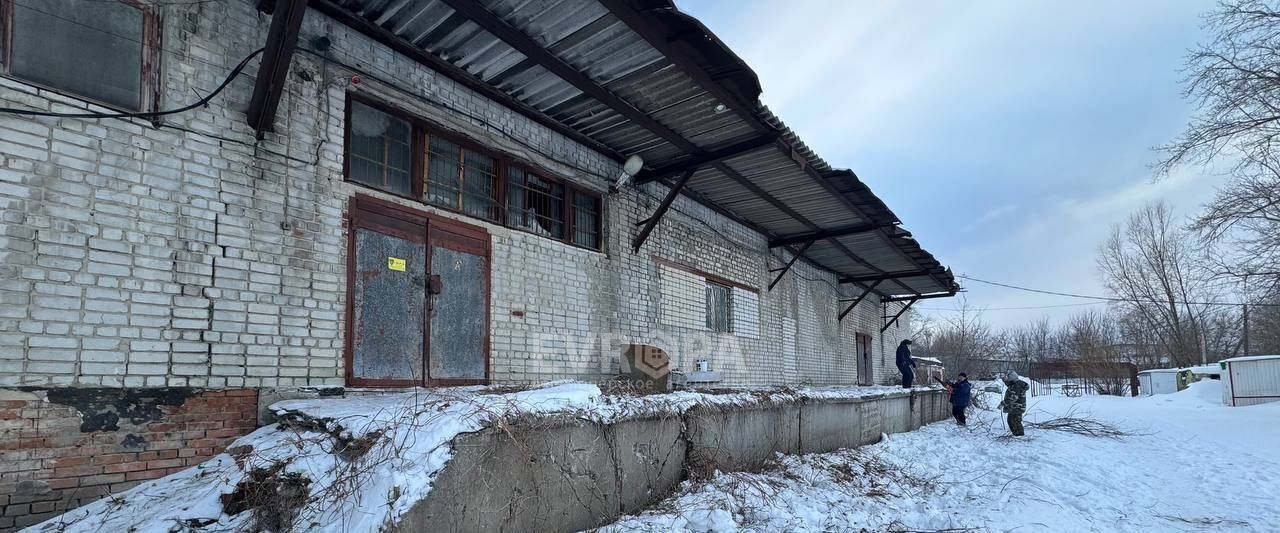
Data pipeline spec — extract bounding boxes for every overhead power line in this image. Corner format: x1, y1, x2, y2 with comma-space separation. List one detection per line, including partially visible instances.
956, 275, 1280, 308
917, 301, 1105, 312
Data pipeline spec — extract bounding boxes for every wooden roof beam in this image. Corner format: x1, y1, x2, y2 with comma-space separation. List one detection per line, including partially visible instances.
438, 0, 701, 154
770, 222, 896, 248
247, 0, 308, 137
713, 162, 894, 299
840, 270, 937, 284
309, 0, 623, 160
633, 132, 778, 185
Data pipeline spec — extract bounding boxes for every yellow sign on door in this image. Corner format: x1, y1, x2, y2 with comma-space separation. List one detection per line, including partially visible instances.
387, 257, 406, 271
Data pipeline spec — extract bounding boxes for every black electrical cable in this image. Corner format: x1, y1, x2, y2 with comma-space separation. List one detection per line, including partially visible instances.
957, 275, 1280, 308
917, 302, 1105, 312
0, 47, 265, 119
68, 0, 224, 4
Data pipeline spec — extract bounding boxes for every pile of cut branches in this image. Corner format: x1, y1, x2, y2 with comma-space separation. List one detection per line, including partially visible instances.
1027, 417, 1129, 438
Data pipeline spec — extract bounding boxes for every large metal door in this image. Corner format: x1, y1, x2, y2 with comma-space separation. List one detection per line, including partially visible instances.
346, 197, 490, 387
427, 225, 490, 385
347, 212, 428, 386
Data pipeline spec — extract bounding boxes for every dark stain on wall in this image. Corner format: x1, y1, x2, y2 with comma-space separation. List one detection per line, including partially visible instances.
121, 433, 147, 450
37, 388, 201, 432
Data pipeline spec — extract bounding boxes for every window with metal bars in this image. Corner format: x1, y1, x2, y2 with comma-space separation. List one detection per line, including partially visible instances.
344, 95, 604, 251
348, 101, 413, 196
705, 281, 733, 333
506, 168, 564, 239
425, 136, 500, 221
572, 191, 601, 249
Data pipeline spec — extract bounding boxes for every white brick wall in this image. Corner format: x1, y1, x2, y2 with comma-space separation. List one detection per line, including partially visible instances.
732, 288, 761, 340
0, 0, 914, 389
657, 265, 705, 329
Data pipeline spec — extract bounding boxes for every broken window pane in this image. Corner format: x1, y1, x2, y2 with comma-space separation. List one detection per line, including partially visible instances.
507, 168, 564, 239
573, 191, 601, 249
705, 281, 733, 333
11, 0, 145, 110
348, 101, 412, 195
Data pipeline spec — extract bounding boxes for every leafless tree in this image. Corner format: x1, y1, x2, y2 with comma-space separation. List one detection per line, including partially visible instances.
1005, 317, 1059, 364
1252, 294, 1280, 353
917, 298, 1005, 377
1060, 310, 1134, 394
1097, 201, 1217, 367
1158, 0, 1280, 297
1113, 307, 1166, 368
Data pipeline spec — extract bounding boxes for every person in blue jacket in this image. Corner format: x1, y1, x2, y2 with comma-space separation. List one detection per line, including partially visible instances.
947, 373, 972, 425
895, 339, 915, 388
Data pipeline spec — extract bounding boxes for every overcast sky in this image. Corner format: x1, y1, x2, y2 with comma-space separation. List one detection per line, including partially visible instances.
678, 0, 1226, 328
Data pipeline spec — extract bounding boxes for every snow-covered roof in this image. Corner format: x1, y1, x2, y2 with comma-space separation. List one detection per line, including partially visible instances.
1138, 368, 1183, 374
912, 356, 943, 365
1221, 355, 1280, 363
1181, 364, 1223, 374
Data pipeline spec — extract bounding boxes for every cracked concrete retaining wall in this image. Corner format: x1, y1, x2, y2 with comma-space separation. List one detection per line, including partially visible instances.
395, 389, 949, 533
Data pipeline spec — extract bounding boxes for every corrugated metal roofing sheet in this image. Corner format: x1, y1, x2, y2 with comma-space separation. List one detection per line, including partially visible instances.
322, 0, 957, 298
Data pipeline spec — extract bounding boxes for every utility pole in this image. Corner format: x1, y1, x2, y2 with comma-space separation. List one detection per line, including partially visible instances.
1243, 302, 1250, 357
1242, 274, 1250, 357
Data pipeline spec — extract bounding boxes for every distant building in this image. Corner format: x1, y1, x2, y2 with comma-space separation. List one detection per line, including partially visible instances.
912, 356, 945, 385
1138, 369, 1182, 396
1220, 355, 1280, 407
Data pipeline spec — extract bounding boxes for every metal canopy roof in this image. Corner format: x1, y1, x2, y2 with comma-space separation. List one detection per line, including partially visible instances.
312, 0, 959, 300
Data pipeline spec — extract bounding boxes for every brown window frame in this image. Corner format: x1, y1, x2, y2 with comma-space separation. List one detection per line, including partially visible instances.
0, 0, 161, 113
653, 256, 760, 294
705, 279, 734, 333
343, 92, 605, 252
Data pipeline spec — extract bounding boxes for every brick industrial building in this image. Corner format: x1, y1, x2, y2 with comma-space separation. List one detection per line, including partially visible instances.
0, 0, 957, 527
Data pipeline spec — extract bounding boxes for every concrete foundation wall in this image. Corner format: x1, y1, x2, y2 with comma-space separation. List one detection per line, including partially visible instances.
396, 390, 949, 533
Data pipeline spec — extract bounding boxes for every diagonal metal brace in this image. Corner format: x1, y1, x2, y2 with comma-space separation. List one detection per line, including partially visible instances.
767, 239, 816, 291
838, 279, 882, 321
632, 168, 696, 253
880, 297, 919, 333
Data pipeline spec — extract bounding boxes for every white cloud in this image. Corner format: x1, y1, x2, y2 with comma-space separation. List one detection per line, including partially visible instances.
961, 203, 1020, 233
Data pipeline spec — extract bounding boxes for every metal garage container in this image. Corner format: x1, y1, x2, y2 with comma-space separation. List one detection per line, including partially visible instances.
1221, 355, 1280, 407
1137, 369, 1180, 396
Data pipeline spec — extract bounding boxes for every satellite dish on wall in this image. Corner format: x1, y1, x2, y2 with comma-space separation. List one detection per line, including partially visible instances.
611, 154, 645, 193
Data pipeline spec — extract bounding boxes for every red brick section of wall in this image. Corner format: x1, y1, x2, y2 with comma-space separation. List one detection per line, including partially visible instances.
0, 388, 259, 531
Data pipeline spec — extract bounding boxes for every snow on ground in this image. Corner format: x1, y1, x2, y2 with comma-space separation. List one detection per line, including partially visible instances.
597, 380, 1280, 533
25, 382, 917, 533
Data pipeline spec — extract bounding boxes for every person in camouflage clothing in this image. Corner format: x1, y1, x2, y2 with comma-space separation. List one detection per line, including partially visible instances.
999, 370, 1029, 436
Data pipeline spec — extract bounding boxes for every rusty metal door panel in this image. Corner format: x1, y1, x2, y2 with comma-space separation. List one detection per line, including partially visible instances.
351, 227, 426, 384
428, 244, 488, 382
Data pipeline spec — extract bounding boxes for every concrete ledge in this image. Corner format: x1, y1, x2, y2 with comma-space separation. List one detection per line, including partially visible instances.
686, 402, 801, 473
397, 418, 615, 533
395, 389, 949, 533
